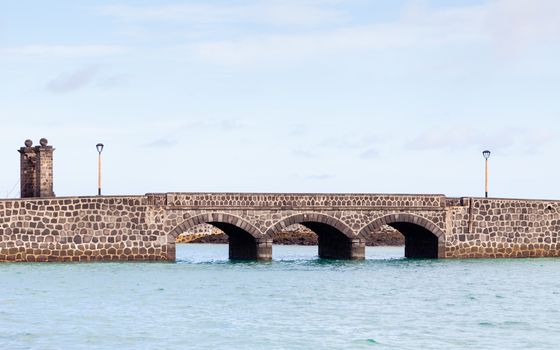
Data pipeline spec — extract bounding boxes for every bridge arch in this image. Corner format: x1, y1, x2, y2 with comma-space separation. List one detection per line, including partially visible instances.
358, 213, 445, 258
265, 213, 364, 259
168, 213, 271, 261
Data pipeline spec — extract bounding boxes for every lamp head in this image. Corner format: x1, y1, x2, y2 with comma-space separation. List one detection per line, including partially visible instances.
96, 143, 104, 154
483, 150, 491, 160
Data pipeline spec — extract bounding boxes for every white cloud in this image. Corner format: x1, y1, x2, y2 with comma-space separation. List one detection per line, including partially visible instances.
0, 45, 128, 58
406, 127, 480, 151
188, 0, 560, 65
100, 1, 345, 27
144, 138, 179, 148
96, 73, 131, 88
287, 124, 309, 137
45, 66, 129, 93
319, 135, 380, 150
292, 149, 318, 158
155, 119, 246, 136
46, 66, 101, 93
186, 119, 246, 132
360, 148, 379, 159
485, 0, 560, 52
306, 174, 333, 181
191, 25, 426, 65
406, 126, 558, 154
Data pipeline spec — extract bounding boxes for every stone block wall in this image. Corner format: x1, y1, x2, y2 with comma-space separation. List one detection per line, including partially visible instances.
0, 196, 168, 262
446, 198, 560, 258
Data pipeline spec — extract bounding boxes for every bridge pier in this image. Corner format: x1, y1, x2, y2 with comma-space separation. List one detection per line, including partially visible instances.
229, 236, 272, 261
205, 221, 271, 261
318, 236, 365, 260
256, 239, 273, 261
292, 221, 366, 260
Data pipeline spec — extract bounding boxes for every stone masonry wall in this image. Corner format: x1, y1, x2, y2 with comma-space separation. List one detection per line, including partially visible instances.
0, 196, 168, 262
445, 198, 560, 258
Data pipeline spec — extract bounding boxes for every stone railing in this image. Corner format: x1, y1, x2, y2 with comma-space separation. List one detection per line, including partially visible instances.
163, 193, 445, 209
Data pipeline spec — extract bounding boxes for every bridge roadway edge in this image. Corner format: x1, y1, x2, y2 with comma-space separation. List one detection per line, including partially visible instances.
0, 193, 559, 262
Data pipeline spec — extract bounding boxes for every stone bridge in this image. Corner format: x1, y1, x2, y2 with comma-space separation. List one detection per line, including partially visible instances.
1, 192, 559, 262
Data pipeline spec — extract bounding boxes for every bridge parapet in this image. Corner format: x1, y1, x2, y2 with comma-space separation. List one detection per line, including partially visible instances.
164, 193, 446, 209
445, 197, 469, 207
146, 193, 167, 206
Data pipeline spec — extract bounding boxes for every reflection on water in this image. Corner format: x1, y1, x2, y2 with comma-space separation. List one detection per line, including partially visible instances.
1, 244, 560, 350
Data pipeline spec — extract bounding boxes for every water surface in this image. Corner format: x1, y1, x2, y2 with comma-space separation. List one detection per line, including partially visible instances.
1, 244, 560, 349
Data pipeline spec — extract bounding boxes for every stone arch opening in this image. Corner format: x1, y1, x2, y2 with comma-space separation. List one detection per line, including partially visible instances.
177, 224, 226, 244
168, 213, 271, 261
265, 213, 364, 260
359, 214, 444, 258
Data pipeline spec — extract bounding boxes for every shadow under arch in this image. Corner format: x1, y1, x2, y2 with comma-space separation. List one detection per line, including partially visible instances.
168, 213, 271, 261
265, 213, 364, 260
358, 214, 445, 258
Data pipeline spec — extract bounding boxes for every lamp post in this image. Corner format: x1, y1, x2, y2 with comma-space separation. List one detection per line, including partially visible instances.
483, 150, 491, 198
96, 143, 104, 196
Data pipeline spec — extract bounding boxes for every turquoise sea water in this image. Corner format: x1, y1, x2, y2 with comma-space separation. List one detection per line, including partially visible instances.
1, 244, 560, 349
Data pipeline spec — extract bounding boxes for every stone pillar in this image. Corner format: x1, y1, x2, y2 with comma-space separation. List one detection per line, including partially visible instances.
256, 238, 272, 261
318, 234, 365, 260
350, 239, 366, 260
18, 138, 55, 198
229, 236, 272, 261
35, 140, 55, 197
166, 242, 176, 261
18, 140, 36, 198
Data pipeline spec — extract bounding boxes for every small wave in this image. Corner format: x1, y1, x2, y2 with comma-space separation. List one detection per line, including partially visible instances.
352, 338, 380, 347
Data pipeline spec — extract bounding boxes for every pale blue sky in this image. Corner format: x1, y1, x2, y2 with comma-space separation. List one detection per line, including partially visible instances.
1, 0, 559, 198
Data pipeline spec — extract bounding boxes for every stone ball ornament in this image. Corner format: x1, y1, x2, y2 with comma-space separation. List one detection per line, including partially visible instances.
24, 139, 33, 147
40, 138, 48, 147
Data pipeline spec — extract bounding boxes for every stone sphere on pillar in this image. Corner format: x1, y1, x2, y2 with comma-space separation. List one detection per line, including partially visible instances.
24, 139, 33, 148
39, 138, 48, 147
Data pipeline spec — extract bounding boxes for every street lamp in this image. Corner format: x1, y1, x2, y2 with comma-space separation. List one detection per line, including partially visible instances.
96, 143, 104, 195
482, 150, 491, 198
